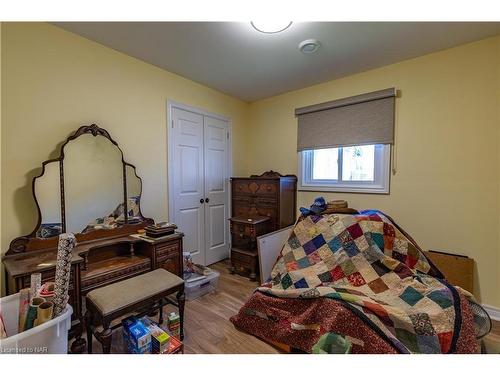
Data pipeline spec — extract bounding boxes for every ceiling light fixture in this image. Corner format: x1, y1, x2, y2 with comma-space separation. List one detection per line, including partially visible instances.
251, 21, 293, 34
299, 39, 321, 54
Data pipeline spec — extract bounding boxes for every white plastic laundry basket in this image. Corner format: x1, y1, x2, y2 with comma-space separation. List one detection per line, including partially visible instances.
0, 292, 72, 354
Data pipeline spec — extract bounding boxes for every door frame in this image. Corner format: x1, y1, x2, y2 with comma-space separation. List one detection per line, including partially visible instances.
166, 100, 233, 261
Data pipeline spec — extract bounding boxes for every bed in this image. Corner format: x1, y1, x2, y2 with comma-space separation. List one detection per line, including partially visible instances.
230, 210, 479, 353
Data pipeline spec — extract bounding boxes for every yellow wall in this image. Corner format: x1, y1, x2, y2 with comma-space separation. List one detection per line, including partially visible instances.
247, 36, 500, 307
0, 23, 250, 293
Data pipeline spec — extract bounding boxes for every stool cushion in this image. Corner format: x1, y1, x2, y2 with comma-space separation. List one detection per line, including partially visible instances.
87, 269, 184, 315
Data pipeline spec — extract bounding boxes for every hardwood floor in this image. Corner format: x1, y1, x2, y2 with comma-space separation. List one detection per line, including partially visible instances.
84, 259, 500, 354
483, 318, 500, 353
491, 319, 500, 336
169, 260, 279, 354
88, 260, 279, 354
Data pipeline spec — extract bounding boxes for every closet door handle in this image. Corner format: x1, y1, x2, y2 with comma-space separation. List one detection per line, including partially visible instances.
200, 198, 205, 204
205, 198, 210, 203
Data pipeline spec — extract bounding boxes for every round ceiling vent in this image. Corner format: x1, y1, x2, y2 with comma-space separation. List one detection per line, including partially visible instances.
299, 39, 321, 54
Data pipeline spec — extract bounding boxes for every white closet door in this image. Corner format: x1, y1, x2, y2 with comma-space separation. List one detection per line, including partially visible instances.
171, 107, 205, 265
203, 116, 230, 265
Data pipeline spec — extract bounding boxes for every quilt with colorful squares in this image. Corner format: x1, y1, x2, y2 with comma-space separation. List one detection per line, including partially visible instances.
258, 210, 463, 353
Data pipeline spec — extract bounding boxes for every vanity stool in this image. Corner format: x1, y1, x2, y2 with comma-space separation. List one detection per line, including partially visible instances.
85, 268, 185, 354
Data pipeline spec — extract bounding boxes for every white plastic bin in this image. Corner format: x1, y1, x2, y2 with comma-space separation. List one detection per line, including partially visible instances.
185, 271, 220, 300
0, 293, 72, 354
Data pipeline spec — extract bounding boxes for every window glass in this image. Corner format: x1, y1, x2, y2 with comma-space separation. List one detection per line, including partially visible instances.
341, 145, 375, 181
299, 144, 390, 194
312, 148, 338, 180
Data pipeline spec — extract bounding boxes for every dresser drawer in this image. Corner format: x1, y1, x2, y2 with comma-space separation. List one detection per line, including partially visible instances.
233, 205, 276, 222
20, 268, 76, 291
232, 180, 277, 197
256, 197, 277, 207
236, 204, 275, 219
155, 241, 180, 258
256, 208, 277, 228
231, 235, 251, 249
233, 194, 275, 206
21, 269, 56, 286
232, 195, 252, 207
233, 204, 253, 218
230, 221, 253, 237
157, 255, 180, 276
21, 276, 75, 294
231, 249, 257, 266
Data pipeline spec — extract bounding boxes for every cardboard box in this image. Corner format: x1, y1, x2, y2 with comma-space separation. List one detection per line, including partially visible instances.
165, 336, 183, 354
139, 317, 171, 354
122, 316, 151, 354
426, 250, 474, 294
121, 316, 136, 343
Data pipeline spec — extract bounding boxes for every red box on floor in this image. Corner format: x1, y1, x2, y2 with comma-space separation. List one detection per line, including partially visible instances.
164, 336, 183, 354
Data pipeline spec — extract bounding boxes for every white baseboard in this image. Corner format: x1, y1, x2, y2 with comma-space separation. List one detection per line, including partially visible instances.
482, 304, 500, 322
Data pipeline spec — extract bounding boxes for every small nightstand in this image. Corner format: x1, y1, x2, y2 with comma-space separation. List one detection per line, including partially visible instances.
229, 215, 270, 281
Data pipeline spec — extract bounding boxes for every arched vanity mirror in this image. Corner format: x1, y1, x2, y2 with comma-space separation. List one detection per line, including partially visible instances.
64, 133, 124, 234
7, 124, 153, 254
34, 161, 63, 238
125, 164, 143, 223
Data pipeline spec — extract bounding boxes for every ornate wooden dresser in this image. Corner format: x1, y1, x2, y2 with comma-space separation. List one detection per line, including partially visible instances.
229, 171, 297, 280
230, 171, 297, 231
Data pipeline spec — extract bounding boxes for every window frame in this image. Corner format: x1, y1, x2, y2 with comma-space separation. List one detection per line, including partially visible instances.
298, 144, 391, 194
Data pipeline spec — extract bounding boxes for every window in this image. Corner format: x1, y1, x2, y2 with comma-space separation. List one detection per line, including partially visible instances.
299, 144, 390, 193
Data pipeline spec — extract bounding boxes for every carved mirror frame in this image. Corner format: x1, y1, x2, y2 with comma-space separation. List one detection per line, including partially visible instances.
6, 124, 153, 255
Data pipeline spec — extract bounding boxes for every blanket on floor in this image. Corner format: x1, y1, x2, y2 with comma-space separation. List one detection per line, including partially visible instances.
256, 210, 466, 353
230, 289, 477, 353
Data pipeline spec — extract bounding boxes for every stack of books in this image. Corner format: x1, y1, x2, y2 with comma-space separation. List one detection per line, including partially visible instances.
145, 222, 178, 238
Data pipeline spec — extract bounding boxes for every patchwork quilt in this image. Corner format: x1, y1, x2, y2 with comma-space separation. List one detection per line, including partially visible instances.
256, 210, 466, 353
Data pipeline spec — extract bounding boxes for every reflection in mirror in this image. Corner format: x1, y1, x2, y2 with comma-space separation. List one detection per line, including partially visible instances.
35, 161, 62, 238
64, 134, 124, 233
125, 165, 142, 224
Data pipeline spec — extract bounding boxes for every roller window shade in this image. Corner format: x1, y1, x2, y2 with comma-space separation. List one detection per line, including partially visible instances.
296, 88, 396, 151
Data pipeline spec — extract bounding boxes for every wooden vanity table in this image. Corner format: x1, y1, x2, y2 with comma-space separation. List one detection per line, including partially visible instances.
3, 232, 184, 353
2, 124, 184, 353
76, 232, 184, 294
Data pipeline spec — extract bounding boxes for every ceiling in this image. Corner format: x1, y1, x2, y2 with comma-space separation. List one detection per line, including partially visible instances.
54, 22, 500, 102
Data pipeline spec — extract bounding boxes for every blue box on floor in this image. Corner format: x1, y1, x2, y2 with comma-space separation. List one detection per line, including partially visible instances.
121, 316, 151, 354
